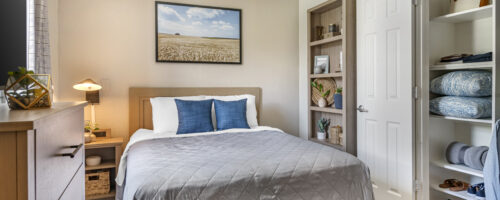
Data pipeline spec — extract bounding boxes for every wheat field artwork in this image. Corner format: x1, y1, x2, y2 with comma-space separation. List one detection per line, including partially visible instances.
156, 2, 241, 63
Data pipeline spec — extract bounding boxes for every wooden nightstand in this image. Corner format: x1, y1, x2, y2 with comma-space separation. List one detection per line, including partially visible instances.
85, 137, 123, 200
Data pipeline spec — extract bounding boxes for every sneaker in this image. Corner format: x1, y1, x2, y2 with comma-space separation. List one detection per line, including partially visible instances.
476, 184, 485, 199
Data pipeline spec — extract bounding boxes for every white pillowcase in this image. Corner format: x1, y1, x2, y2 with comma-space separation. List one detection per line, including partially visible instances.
206, 94, 259, 128
150, 96, 205, 134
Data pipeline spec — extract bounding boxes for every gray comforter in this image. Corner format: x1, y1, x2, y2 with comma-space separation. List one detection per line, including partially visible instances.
120, 130, 373, 200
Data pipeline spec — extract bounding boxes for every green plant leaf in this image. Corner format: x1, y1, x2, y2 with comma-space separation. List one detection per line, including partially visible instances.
323, 90, 330, 97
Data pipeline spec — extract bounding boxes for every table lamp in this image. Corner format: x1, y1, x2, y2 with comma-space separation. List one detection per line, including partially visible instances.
73, 79, 102, 128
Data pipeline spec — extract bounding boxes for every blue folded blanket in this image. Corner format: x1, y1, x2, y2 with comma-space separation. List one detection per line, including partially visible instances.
430, 71, 492, 97
429, 96, 492, 119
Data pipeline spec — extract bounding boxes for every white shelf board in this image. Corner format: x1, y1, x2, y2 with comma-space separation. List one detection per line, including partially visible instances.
433, 160, 484, 178
430, 115, 492, 125
429, 62, 494, 71
432, 5, 492, 23
431, 184, 477, 200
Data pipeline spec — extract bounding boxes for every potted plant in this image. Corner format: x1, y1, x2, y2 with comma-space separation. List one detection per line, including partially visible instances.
84, 120, 99, 143
334, 87, 342, 109
4, 67, 51, 109
317, 118, 330, 140
311, 81, 331, 108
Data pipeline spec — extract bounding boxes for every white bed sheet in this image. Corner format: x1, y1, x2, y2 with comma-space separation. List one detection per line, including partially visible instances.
115, 126, 283, 186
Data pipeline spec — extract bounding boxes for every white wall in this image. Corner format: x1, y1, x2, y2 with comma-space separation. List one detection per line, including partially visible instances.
51, 0, 299, 140
298, 0, 327, 138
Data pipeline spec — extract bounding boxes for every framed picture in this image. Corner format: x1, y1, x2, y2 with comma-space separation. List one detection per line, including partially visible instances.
155, 2, 242, 64
314, 55, 330, 74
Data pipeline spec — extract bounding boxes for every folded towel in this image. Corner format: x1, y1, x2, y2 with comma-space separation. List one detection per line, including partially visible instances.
446, 142, 470, 164
464, 146, 489, 170
463, 52, 493, 63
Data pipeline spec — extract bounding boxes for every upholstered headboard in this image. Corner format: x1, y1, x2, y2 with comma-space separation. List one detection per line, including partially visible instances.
129, 87, 261, 137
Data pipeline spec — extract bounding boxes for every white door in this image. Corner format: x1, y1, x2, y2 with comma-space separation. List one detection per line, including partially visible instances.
356, 0, 414, 199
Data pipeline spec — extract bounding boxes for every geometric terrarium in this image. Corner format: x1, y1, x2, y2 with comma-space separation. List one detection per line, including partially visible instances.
4, 67, 52, 110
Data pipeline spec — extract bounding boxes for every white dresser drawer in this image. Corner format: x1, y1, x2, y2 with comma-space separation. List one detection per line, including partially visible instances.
60, 164, 85, 200
34, 106, 84, 199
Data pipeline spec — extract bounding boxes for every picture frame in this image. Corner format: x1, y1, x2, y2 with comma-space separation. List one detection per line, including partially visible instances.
155, 2, 242, 64
314, 55, 330, 74
92, 128, 111, 140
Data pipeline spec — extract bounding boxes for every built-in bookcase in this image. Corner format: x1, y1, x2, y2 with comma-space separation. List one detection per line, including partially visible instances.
422, 1, 498, 199
306, 0, 356, 154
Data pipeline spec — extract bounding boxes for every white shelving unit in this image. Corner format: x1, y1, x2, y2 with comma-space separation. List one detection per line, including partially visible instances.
429, 61, 494, 71
433, 160, 484, 178
431, 184, 478, 200
429, 115, 493, 125
422, 1, 497, 199
432, 5, 492, 23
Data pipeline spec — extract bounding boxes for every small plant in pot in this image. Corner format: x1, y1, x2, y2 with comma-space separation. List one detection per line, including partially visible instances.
317, 118, 330, 140
334, 87, 343, 109
311, 81, 330, 108
84, 120, 99, 143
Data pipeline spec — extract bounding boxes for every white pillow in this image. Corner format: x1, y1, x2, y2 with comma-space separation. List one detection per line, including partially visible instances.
150, 96, 206, 134
205, 94, 259, 128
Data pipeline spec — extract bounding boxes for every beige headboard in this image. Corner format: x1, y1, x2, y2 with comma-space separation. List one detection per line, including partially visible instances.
129, 87, 261, 137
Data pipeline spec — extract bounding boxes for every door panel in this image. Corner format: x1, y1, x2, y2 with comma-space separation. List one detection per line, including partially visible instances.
357, 0, 414, 199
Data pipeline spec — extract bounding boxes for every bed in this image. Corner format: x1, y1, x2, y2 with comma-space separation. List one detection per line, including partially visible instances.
117, 87, 373, 200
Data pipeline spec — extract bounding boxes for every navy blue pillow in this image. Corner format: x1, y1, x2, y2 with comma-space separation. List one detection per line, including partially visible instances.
214, 99, 250, 131
175, 99, 214, 134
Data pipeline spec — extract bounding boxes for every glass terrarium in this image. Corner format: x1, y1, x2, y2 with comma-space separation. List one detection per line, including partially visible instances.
4, 74, 52, 110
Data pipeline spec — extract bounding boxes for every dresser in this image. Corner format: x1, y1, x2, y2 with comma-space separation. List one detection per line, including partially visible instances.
0, 102, 87, 200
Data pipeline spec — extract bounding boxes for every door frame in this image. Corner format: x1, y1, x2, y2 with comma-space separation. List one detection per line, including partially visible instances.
414, 0, 429, 199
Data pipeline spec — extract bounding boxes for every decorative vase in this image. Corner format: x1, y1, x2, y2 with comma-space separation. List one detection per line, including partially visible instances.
90, 133, 97, 142
84, 132, 92, 143
334, 94, 342, 109
318, 97, 327, 108
4, 74, 52, 110
317, 132, 327, 140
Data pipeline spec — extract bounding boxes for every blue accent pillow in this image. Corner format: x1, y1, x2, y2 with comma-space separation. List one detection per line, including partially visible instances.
175, 99, 214, 134
430, 71, 492, 97
214, 99, 250, 131
429, 96, 492, 119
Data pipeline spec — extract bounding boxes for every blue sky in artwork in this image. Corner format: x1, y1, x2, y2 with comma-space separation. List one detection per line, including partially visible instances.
157, 3, 240, 39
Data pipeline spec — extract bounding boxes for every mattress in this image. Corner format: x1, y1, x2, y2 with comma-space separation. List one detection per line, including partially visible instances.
117, 128, 373, 200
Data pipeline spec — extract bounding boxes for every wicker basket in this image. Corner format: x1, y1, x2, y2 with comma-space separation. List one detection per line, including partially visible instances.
311, 78, 336, 106
85, 170, 110, 196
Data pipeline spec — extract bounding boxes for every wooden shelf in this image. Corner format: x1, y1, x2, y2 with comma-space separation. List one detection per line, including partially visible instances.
309, 72, 342, 78
85, 161, 116, 171
86, 189, 116, 200
310, 106, 342, 114
429, 115, 492, 125
431, 184, 472, 200
309, 138, 344, 150
429, 62, 493, 71
85, 138, 124, 149
309, 35, 343, 47
433, 160, 483, 178
432, 5, 492, 23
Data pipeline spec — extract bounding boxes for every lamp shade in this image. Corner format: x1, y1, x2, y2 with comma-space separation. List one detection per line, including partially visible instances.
73, 79, 102, 91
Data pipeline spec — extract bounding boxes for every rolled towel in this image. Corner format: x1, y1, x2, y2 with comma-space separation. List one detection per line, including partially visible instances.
464, 146, 489, 170
446, 142, 470, 164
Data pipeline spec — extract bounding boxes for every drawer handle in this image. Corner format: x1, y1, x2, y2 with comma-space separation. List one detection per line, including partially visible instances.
59, 143, 83, 158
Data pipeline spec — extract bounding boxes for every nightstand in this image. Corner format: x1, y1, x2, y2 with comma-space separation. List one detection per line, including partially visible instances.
85, 137, 123, 200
